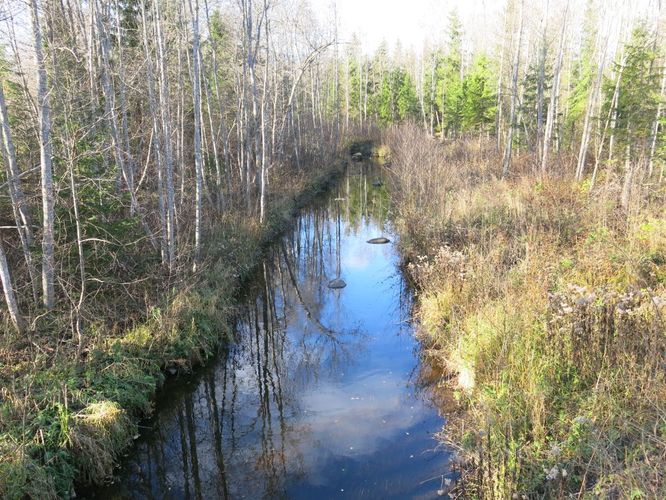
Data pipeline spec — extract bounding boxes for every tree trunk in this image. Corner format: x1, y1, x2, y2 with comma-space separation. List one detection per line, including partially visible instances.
620, 143, 633, 209
259, 0, 270, 223
189, 0, 204, 268
30, 0, 56, 310
0, 238, 23, 332
496, 6, 509, 151
502, 0, 524, 178
0, 81, 38, 301
153, 0, 177, 266
576, 33, 608, 181
140, 0, 170, 267
113, 0, 135, 205
96, 0, 157, 250
648, 67, 666, 177
591, 54, 624, 188
203, 0, 232, 205
541, 3, 568, 173
535, 4, 549, 157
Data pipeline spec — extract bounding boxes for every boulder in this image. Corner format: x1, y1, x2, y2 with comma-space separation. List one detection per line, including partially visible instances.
328, 278, 347, 289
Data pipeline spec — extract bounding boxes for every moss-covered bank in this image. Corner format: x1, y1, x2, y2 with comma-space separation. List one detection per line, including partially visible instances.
0, 161, 345, 499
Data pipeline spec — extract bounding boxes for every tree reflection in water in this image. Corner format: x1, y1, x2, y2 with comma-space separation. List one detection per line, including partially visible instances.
91, 163, 452, 500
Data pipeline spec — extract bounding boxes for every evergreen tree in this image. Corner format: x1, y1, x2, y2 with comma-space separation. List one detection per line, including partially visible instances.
609, 25, 662, 158
396, 69, 419, 121
521, 58, 553, 147
436, 10, 464, 136
460, 54, 497, 132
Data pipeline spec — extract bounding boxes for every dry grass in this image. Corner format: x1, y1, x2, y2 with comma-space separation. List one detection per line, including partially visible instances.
387, 124, 666, 498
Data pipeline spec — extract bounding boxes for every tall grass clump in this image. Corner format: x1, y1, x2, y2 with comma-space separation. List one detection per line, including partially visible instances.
386, 123, 666, 498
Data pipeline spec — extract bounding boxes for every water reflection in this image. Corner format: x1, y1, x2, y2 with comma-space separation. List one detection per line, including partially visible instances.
89, 163, 451, 499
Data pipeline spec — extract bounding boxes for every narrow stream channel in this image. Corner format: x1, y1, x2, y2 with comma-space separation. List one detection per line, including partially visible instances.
88, 162, 452, 499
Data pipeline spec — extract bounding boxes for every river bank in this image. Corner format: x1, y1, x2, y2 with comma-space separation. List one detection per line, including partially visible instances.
0, 158, 346, 499
386, 125, 666, 498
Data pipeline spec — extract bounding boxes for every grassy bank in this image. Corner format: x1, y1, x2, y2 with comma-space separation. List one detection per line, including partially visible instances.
386, 125, 666, 498
0, 160, 345, 499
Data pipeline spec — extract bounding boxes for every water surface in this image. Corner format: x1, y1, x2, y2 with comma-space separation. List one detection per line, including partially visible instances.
90, 163, 452, 499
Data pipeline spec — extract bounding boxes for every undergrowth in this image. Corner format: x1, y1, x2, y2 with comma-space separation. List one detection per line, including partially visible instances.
387, 124, 666, 498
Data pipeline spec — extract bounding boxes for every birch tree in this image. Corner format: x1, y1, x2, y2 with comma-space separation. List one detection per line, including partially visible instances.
541, 3, 568, 173
30, 0, 56, 310
0, 81, 38, 300
502, 0, 524, 178
189, 0, 204, 268
0, 237, 22, 332
152, 0, 177, 266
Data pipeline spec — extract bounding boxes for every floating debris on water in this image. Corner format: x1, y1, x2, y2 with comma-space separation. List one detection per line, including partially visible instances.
367, 237, 390, 244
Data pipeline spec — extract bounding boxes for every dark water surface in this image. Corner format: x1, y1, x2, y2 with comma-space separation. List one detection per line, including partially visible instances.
88, 163, 452, 499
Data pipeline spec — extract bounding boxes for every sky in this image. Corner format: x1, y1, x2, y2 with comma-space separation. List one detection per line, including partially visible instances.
307, 0, 662, 57
309, 0, 505, 54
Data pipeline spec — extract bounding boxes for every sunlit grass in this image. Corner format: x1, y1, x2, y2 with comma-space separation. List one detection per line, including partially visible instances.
388, 124, 666, 498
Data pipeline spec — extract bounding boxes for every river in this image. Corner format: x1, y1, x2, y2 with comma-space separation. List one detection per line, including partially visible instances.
87, 162, 452, 499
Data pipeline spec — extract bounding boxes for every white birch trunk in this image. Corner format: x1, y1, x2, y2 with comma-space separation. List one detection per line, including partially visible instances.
188, 0, 204, 268
30, 0, 56, 310
0, 238, 23, 332
541, 4, 568, 173
0, 81, 38, 301
502, 0, 524, 178
153, 0, 177, 266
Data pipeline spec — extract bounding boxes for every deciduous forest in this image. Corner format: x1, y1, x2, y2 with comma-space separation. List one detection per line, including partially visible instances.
0, 0, 664, 498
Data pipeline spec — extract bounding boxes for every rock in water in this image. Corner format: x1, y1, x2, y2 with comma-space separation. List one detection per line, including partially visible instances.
372, 180, 383, 187
328, 278, 347, 289
367, 237, 390, 244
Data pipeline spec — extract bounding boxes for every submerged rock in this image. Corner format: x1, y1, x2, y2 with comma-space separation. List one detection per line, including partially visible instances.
328, 278, 347, 289
367, 237, 390, 244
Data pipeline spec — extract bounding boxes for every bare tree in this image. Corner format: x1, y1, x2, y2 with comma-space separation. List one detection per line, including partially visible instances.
541, 2, 568, 173
30, 0, 56, 310
576, 32, 609, 181
648, 66, 666, 177
591, 52, 624, 188
0, 236, 23, 332
0, 81, 38, 300
502, 0, 524, 178
188, 0, 204, 268
153, 0, 177, 266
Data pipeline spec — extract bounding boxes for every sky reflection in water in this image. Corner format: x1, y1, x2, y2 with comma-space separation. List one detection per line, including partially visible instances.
89, 165, 451, 500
